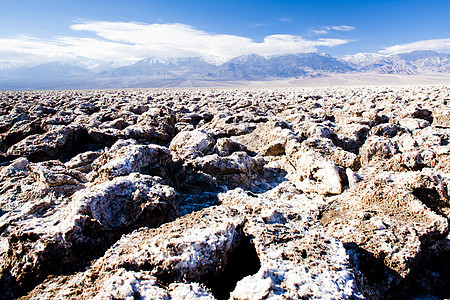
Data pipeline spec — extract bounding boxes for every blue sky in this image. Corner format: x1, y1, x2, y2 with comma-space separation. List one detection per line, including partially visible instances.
0, 0, 449, 66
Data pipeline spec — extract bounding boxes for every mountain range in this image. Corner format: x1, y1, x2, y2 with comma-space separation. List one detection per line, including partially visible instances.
1, 50, 449, 90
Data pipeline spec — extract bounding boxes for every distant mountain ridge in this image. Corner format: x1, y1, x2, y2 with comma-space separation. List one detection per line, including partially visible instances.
211, 53, 355, 80
1, 50, 449, 89
341, 50, 450, 74
98, 57, 219, 78
0, 62, 93, 80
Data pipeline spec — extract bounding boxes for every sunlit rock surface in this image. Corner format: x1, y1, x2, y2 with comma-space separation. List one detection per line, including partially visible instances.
0, 86, 449, 299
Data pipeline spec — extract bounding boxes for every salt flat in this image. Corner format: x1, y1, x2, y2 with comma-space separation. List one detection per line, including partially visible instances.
0, 85, 449, 299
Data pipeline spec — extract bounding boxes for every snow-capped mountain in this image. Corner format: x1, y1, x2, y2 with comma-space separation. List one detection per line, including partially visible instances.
212, 54, 273, 79
212, 53, 355, 80
341, 53, 386, 68
99, 52, 355, 80
1, 50, 449, 90
269, 53, 355, 75
0, 61, 14, 71
396, 50, 450, 73
99, 57, 218, 78
342, 50, 450, 74
67, 57, 117, 73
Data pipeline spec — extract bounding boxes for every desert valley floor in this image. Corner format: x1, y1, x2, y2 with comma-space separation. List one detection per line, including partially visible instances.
0, 86, 449, 299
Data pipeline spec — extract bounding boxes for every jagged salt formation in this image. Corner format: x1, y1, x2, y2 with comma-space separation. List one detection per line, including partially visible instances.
0, 86, 449, 299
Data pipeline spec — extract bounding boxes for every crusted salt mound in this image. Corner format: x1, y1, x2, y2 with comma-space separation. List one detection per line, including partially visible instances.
0, 86, 448, 299
0, 172, 175, 296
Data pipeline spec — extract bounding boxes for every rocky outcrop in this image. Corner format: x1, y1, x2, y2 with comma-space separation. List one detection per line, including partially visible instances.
285, 141, 343, 195
234, 120, 295, 156
6, 125, 81, 161
169, 129, 216, 160
89, 139, 175, 183
124, 106, 177, 144
321, 171, 448, 298
64, 150, 103, 173
0, 172, 175, 298
21, 186, 361, 299
0, 86, 449, 299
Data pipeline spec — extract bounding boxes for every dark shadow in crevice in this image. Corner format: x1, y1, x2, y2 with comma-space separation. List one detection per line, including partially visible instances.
250, 167, 288, 194
140, 154, 184, 182
201, 235, 261, 300
174, 192, 220, 217
412, 187, 450, 219
163, 165, 224, 216
345, 232, 450, 300
0, 271, 17, 300
167, 160, 288, 216
9, 127, 117, 164
387, 237, 450, 300
57, 129, 117, 163
408, 163, 429, 172
412, 109, 433, 124
344, 242, 403, 299
0, 120, 45, 148
334, 127, 370, 156
0, 158, 10, 166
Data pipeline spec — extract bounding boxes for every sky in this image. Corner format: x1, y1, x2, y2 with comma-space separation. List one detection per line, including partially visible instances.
0, 0, 449, 67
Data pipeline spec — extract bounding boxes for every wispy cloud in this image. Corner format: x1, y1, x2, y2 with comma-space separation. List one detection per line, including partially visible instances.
312, 25, 355, 35
379, 38, 450, 54
0, 21, 351, 66
312, 30, 329, 35
324, 25, 355, 31
279, 18, 292, 22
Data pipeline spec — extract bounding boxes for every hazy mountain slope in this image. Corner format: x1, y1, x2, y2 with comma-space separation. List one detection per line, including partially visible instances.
212, 53, 354, 80
99, 57, 218, 78
0, 62, 93, 80
342, 50, 450, 74
1, 50, 450, 90
270, 53, 354, 75
211, 54, 272, 79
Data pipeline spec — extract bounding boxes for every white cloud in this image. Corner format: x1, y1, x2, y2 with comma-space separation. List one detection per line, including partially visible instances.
379, 38, 450, 55
312, 30, 329, 35
311, 25, 355, 35
0, 35, 138, 66
279, 18, 292, 22
325, 25, 355, 31
0, 21, 351, 67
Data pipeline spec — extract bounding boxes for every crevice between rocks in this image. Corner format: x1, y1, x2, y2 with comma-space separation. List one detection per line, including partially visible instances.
386, 237, 450, 300
120, 228, 262, 300
412, 187, 450, 219
344, 242, 403, 299
200, 234, 261, 300
346, 225, 450, 300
